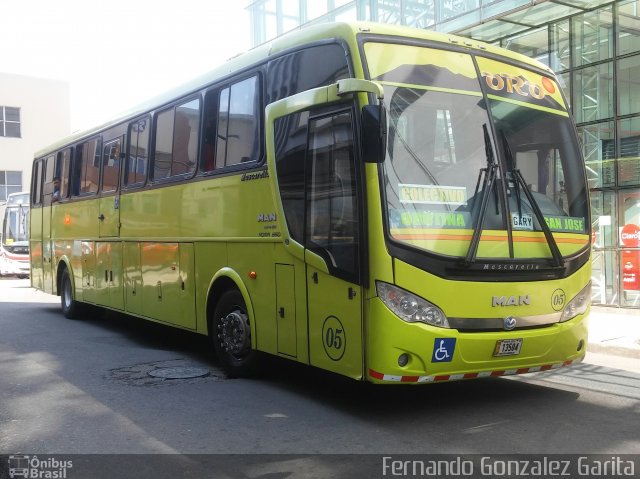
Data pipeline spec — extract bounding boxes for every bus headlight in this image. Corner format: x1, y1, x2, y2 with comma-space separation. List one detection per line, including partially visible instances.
560, 282, 591, 322
376, 282, 449, 328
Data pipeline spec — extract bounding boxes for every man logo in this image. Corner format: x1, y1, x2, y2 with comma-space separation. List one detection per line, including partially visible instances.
504, 316, 517, 331
492, 295, 531, 307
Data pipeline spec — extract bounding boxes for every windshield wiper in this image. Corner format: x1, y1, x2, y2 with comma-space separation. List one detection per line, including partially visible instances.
465, 124, 498, 266
500, 131, 564, 268
388, 116, 439, 186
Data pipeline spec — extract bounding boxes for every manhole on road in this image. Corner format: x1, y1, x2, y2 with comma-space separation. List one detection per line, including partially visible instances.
148, 366, 210, 379
106, 358, 225, 386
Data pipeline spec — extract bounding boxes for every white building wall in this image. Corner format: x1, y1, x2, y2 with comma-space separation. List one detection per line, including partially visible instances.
0, 73, 70, 198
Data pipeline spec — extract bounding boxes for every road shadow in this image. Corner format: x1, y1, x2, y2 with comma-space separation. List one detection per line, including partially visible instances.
3, 294, 639, 454
257, 354, 579, 415
39, 303, 213, 359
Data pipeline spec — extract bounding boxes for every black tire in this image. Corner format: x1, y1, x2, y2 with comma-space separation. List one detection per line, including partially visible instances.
60, 268, 81, 319
211, 289, 260, 377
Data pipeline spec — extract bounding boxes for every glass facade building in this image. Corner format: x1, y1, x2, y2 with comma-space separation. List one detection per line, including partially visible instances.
247, 0, 640, 308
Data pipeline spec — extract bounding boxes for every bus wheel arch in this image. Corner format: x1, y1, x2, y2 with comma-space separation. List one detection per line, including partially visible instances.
55, 258, 72, 297
206, 271, 260, 377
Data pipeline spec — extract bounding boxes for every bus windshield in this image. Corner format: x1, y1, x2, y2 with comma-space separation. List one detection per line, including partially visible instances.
364, 42, 589, 260
3, 204, 29, 244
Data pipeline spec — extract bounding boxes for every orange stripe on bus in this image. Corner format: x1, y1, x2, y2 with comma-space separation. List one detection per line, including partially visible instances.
392, 233, 587, 245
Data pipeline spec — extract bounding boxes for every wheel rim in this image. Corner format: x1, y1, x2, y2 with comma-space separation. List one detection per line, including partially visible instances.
217, 308, 251, 359
63, 277, 72, 310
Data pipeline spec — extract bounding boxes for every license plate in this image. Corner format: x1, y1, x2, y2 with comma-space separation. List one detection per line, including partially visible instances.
493, 338, 523, 356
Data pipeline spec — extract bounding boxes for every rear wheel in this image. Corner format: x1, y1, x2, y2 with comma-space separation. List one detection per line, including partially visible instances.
211, 289, 260, 377
60, 269, 81, 319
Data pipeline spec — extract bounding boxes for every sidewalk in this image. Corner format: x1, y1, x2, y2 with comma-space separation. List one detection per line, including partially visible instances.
588, 305, 640, 358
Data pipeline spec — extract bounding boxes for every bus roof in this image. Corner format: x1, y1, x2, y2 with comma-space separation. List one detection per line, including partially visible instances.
35, 21, 552, 159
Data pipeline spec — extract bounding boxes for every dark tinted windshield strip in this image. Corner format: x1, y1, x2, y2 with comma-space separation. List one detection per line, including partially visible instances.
357, 34, 555, 82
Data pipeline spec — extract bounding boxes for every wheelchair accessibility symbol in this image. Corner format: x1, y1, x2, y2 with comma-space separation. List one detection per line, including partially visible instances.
432, 338, 456, 363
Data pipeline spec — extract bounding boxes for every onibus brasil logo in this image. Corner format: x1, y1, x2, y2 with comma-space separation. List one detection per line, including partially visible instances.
8, 455, 73, 478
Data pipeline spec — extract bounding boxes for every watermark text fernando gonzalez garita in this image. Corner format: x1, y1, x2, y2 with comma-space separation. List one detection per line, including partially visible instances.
382, 455, 636, 477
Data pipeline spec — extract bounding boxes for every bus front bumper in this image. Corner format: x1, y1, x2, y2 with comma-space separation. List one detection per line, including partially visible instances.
366, 298, 588, 384
0, 257, 30, 277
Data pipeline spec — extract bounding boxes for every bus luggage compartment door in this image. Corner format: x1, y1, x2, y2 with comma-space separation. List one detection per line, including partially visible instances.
141, 242, 196, 329
95, 241, 124, 310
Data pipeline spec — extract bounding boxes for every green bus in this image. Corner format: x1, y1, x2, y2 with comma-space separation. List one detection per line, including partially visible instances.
30, 22, 591, 383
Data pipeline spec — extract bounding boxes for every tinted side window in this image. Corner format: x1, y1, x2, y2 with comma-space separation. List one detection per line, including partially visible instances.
31, 160, 43, 205
215, 75, 260, 168
55, 148, 72, 200
72, 138, 101, 196
215, 88, 229, 169
173, 100, 200, 176
274, 111, 309, 243
42, 155, 55, 206
201, 90, 218, 172
153, 109, 174, 180
307, 112, 359, 280
44, 154, 55, 191
266, 44, 350, 104
42, 155, 56, 202
102, 138, 122, 193
274, 108, 360, 282
153, 98, 200, 181
126, 118, 149, 186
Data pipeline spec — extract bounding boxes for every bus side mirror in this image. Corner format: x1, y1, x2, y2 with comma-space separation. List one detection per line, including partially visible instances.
362, 105, 387, 163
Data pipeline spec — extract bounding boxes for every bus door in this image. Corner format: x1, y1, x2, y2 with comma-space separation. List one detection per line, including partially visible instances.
41, 154, 56, 294
96, 137, 124, 310
304, 110, 364, 378
98, 137, 122, 238
267, 81, 380, 379
30, 159, 45, 290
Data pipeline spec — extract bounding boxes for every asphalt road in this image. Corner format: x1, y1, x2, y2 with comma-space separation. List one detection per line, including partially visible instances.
1, 278, 638, 476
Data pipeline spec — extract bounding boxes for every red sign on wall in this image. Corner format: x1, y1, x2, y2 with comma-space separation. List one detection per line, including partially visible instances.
623, 250, 640, 291
621, 223, 640, 247
621, 224, 640, 291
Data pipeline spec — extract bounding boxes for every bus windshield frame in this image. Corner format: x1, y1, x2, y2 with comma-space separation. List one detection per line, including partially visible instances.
360, 37, 590, 279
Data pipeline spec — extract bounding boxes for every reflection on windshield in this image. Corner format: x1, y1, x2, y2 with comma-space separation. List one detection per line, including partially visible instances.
370, 46, 589, 261
491, 99, 588, 233
385, 87, 493, 231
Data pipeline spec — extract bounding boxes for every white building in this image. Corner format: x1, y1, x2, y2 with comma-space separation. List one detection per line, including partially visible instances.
0, 73, 70, 201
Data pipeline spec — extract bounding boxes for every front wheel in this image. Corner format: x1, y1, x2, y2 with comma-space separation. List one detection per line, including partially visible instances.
211, 289, 260, 377
60, 269, 81, 319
